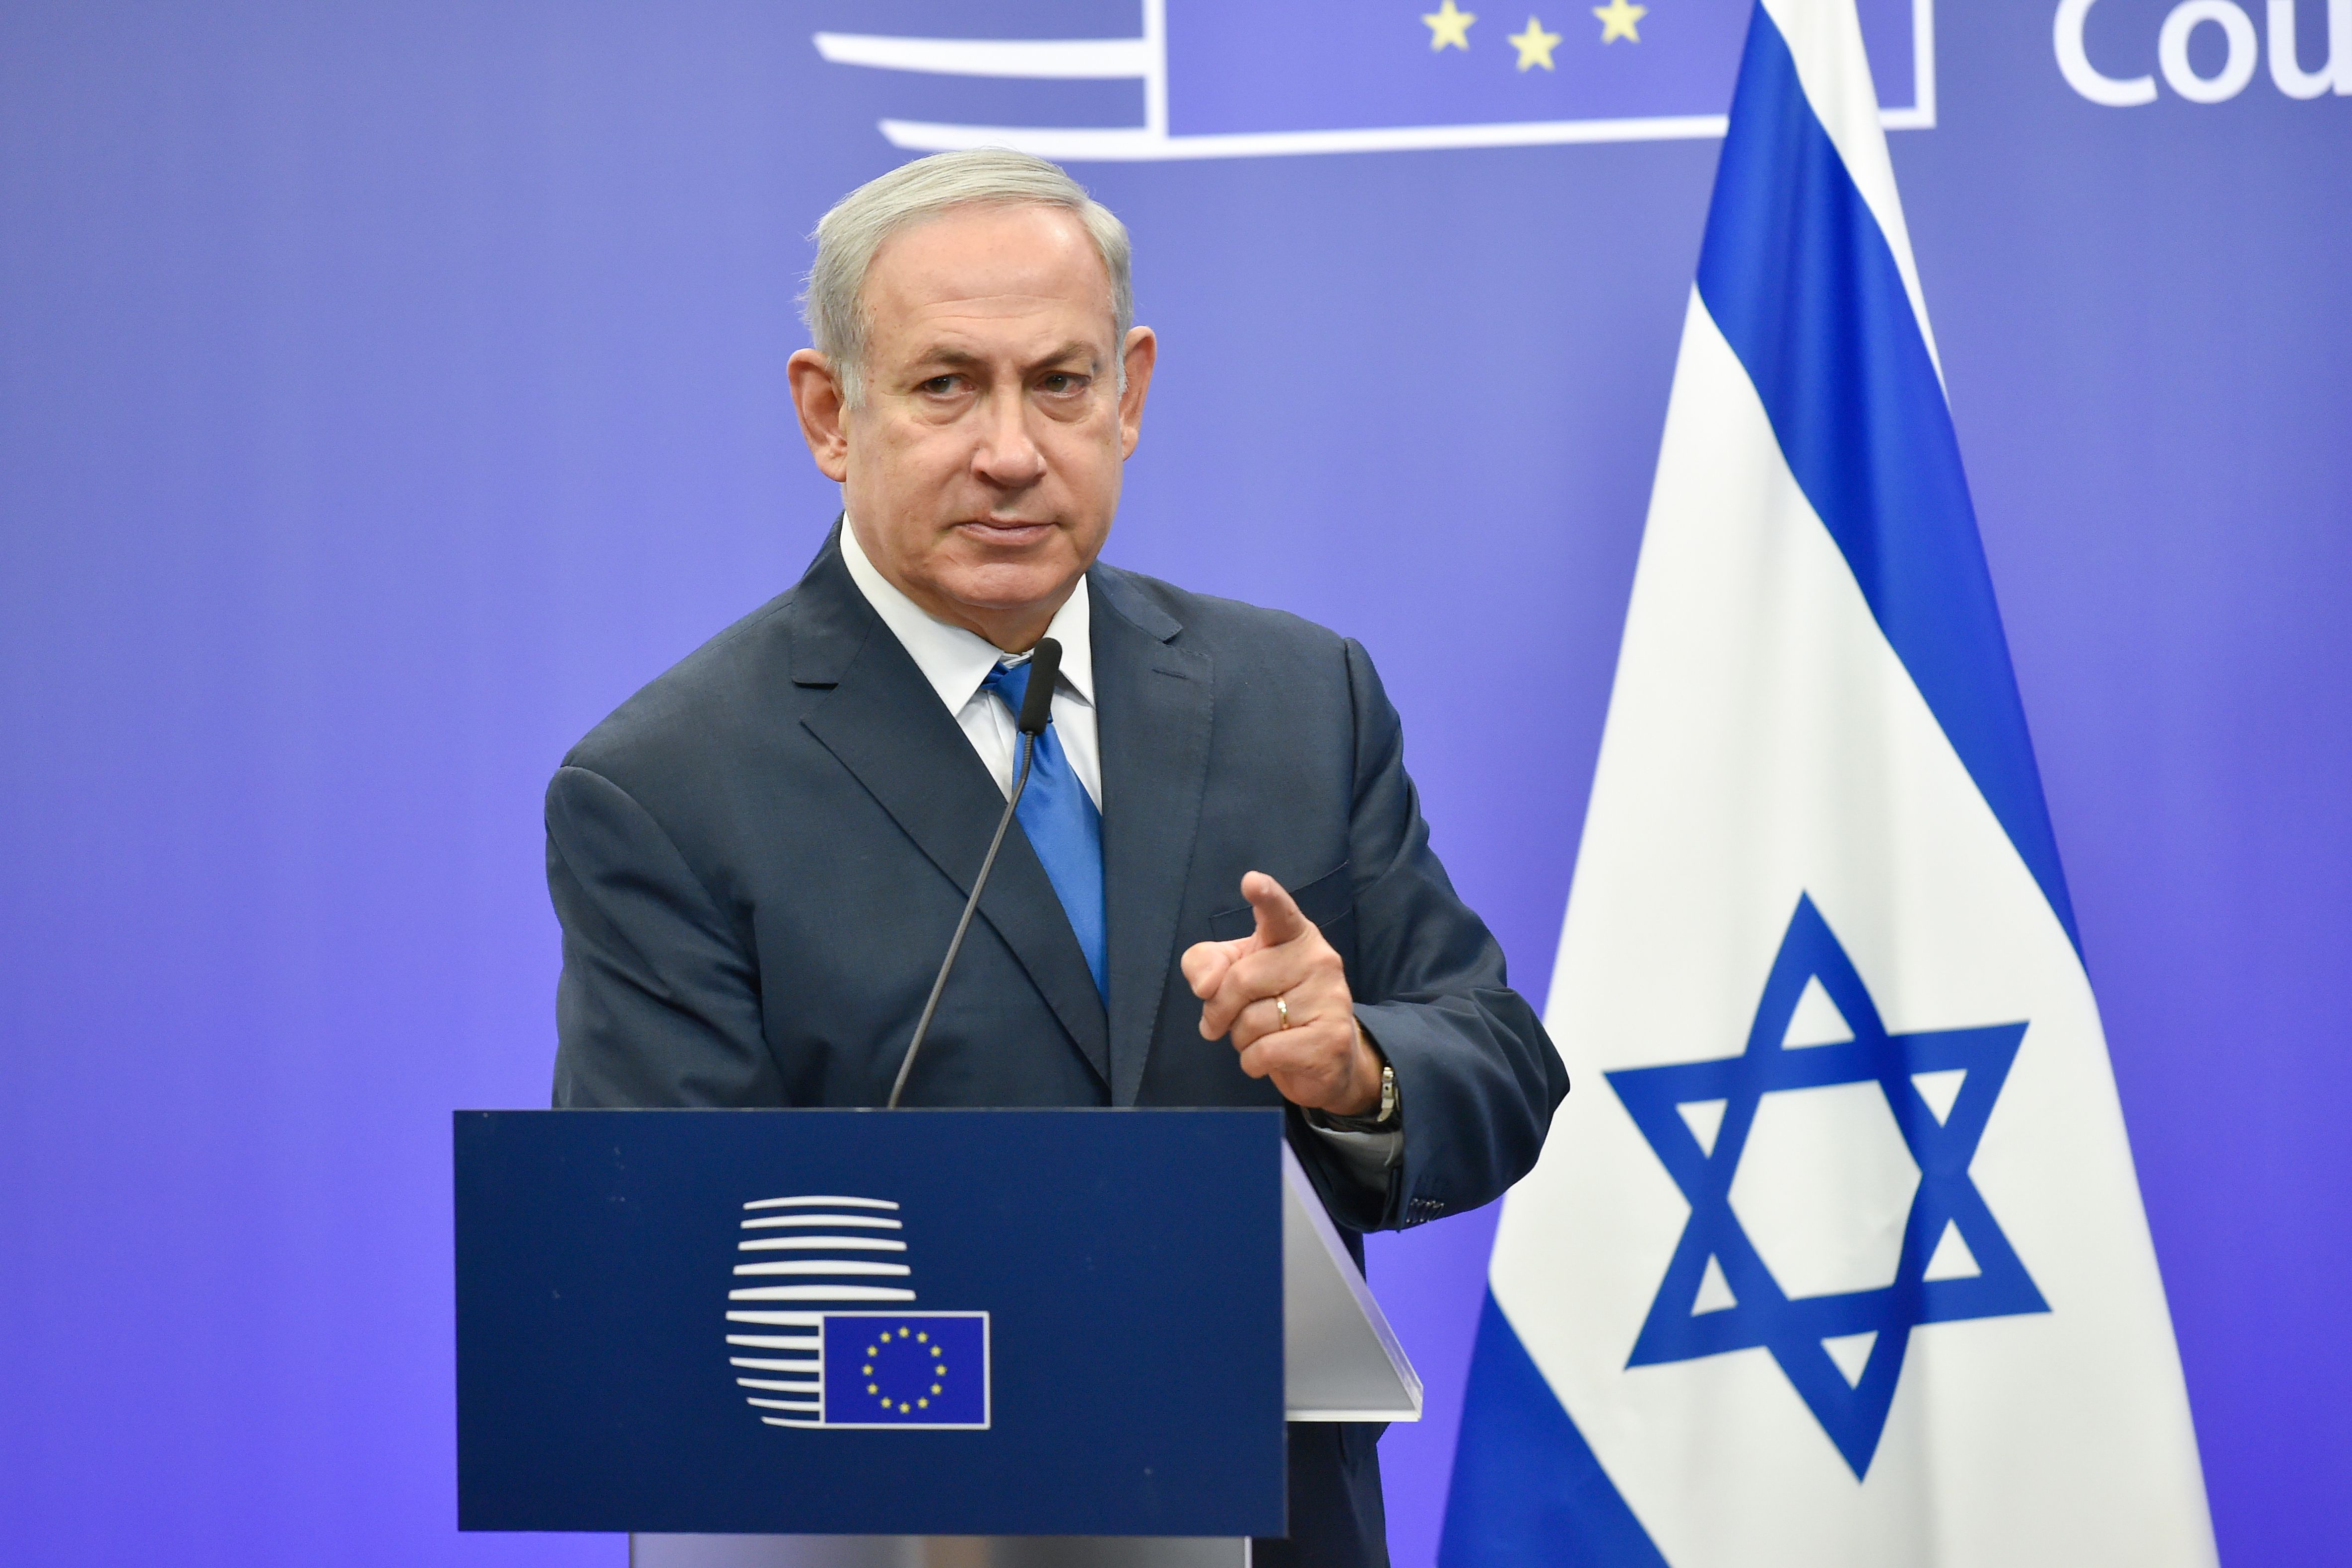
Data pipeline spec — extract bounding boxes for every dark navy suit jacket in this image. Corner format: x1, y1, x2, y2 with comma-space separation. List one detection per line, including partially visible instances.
547, 529, 1567, 1565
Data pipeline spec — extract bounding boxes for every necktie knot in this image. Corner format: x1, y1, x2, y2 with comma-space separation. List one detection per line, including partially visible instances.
980, 658, 1035, 716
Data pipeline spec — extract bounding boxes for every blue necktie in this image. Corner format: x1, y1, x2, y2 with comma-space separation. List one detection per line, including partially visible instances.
981, 659, 1108, 1000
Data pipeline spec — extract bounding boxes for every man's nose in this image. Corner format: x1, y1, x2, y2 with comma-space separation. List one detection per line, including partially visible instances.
970, 392, 1047, 489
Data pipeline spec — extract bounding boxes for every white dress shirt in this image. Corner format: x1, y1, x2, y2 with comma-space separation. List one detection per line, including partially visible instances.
837, 520, 1401, 1183
839, 522, 1101, 807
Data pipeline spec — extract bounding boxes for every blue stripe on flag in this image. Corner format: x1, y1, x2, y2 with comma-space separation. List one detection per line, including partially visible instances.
1694, 10, 2082, 953
1438, 1291, 1669, 1568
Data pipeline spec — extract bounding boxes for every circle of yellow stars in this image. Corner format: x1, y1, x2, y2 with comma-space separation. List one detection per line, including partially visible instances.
1420, 0, 1649, 62
862, 1325, 947, 1415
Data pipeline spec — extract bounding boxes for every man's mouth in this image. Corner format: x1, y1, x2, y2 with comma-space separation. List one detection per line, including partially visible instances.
953, 519, 1055, 545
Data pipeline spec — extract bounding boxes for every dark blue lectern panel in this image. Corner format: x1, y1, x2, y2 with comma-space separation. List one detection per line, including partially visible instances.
453, 1108, 1285, 1536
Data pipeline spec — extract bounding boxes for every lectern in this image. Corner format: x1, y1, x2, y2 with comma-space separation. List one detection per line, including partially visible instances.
454, 1108, 1420, 1567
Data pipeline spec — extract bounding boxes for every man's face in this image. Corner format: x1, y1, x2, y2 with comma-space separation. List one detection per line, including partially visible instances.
789, 202, 1155, 649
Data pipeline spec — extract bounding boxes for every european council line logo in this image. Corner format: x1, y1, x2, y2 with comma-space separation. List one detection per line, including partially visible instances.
1606, 895, 2047, 1476
806, 0, 1936, 161
724, 1193, 994, 1431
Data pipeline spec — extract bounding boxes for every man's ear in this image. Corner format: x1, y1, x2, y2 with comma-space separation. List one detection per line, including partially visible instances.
1118, 326, 1157, 459
787, 348, 852, 481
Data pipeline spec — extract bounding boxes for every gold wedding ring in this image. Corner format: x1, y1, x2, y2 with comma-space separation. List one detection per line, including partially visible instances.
1275, 995, 1291, 1030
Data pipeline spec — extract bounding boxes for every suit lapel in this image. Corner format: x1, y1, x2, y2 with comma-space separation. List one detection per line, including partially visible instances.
1090, 567, 1213, 1107
792, 538, 1111, 1092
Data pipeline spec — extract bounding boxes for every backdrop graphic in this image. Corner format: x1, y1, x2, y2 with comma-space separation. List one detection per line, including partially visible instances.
0, 3, 2344, 1566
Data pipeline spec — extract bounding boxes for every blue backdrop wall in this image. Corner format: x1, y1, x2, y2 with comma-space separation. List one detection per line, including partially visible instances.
1, 3, 2345, 1565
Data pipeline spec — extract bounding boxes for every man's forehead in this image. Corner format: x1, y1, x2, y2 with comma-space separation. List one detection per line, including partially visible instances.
863, 204, 1111, 318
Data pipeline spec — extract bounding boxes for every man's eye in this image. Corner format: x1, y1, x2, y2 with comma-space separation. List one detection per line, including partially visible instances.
1039, 373, 1087, 395
919, 375, 962, 395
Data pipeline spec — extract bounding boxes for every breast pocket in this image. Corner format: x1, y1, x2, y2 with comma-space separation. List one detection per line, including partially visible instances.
1208, 859, 1354, 944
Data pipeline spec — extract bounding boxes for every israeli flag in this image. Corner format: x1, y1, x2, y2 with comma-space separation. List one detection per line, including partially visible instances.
1439, 1, 2218, 1563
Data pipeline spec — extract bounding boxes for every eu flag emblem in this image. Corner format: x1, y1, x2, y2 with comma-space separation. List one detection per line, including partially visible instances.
820, 1314, 990, 1429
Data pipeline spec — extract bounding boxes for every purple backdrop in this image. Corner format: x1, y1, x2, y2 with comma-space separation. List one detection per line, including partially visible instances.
1, 2, 2346, 1565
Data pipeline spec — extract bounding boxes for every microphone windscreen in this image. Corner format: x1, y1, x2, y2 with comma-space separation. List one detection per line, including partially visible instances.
1018, 638, 1061, 735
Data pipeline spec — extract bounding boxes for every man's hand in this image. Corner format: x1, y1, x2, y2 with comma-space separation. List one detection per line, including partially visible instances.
1181, 871, 1385, 1117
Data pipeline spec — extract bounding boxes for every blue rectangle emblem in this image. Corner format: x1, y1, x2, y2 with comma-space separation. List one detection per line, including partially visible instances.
820, 1313, 990, 1429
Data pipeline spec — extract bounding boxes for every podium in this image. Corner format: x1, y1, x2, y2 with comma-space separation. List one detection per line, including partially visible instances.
454, 1108, 1420, 1567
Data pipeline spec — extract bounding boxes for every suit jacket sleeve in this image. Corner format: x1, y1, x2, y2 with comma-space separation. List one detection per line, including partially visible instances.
1293, 638, 1570, 1233
545, 763, 780, 1107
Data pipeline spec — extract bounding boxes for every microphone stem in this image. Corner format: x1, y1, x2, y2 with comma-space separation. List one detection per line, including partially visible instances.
886, 732, 1038, 1109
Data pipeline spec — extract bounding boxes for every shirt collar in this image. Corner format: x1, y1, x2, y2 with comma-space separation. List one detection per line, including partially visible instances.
838, 518, 1095, 712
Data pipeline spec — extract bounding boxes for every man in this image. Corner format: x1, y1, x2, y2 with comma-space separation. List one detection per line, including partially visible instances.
546, 149, 1566, 1567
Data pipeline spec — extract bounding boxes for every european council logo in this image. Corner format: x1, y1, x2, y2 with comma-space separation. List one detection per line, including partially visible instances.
806, 0, 1935, 160
723, 1193, 993, 1431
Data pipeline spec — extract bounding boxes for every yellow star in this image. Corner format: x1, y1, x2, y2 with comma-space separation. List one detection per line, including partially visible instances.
1422, 0, 1477, 51
1507, 15, 1563, 69
1593, 0, 1646, 43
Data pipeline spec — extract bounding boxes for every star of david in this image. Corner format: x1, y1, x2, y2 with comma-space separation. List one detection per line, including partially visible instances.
1606, 895, 2047, 1477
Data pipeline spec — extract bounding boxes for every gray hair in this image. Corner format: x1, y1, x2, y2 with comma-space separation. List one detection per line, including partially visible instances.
802, 149, 1134, 409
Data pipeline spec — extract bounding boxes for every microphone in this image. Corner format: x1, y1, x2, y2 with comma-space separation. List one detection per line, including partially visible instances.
886, 637, 1062, 1108
1013, 637, 1060, 737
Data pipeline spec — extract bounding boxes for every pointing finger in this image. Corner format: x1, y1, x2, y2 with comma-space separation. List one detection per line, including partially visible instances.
1243, 872, 1313, 947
